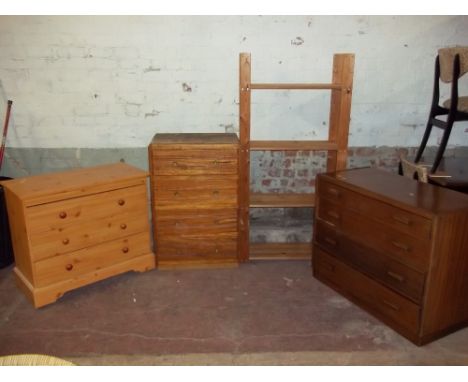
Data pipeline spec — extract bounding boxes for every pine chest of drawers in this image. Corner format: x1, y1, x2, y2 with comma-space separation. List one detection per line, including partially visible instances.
313, 167, 468, 345
1, 163, 155, 308
149, 133, 239, 268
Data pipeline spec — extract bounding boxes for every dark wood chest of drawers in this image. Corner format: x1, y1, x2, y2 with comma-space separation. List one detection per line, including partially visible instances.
313, 167, 468, 345
148, 133, 239, 268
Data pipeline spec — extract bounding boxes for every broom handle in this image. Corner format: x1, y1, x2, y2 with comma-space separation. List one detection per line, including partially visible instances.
0, 100, 13, 172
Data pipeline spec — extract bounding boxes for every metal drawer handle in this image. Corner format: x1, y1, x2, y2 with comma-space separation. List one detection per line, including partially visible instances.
324, 237, 337, 246
59, 211, 67, 219
391, 241, 411, 252
65, 264, 73, 271
387, 270, 405, 283
62, 238, 70, 245
383, 299, 400, 311
120, 223, 127, 230
392, 215, 411, 226
118, 199, 125, 206
122, 247, 129, 253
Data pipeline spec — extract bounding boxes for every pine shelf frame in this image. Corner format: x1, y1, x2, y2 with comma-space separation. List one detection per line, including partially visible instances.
238, 52, 355, 262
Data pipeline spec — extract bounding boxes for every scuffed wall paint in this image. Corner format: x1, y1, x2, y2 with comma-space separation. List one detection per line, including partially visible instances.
0, 15, 467, 150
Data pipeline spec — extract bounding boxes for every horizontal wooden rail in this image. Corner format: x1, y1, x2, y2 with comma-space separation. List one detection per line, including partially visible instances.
249, 243, 312, 260
250, 83, 343, 90
250, 192, 316, 208
250, 140, 338, 151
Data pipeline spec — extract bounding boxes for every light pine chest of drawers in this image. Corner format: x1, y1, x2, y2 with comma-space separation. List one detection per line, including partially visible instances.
1, 163, 155, 308
149, 133, 239, 268
313, 168, 468, 345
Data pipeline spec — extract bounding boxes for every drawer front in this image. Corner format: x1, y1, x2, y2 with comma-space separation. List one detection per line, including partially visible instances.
318, 179, 432, 240
314, 220, 426, 302
313, 247, 420, 335
26, 184, 147, 234
30, 210, 150, 262
155, 209, 237, 236
157, 236, 237, 260
153, 175, 238, 192
34, 231, 152, 287
317, 202, 430, 271
152, 149, 238, 176
153, 186, 237, 209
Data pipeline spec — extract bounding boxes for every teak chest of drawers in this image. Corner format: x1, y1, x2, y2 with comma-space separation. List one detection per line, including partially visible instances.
313, 167, 468, 345
1, 163, 155, 308
149, 133, 239, 268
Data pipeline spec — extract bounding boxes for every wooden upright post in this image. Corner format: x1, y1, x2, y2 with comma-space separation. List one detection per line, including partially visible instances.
327, 53, 354, 172
238, 53, 251, 262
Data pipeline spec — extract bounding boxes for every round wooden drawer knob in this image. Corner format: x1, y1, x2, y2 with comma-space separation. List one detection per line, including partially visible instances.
59, 211, 67, 219
122, 247, 129, 253
118, 199, 125, 206
62, 238, 70, 245
65, 264, 73, 271
120, 223, 127, 230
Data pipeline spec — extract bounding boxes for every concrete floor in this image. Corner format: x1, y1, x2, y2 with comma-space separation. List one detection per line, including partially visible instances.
1, 260, 468, 366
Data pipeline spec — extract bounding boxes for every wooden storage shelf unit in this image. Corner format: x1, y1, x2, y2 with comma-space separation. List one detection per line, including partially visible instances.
239, 52, 354, 261
313, 167, 468, 345
0, 163, 155, 308
149, 133, 239, 269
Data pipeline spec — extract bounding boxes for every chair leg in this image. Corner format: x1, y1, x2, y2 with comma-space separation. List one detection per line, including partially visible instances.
415, 56, 441, 164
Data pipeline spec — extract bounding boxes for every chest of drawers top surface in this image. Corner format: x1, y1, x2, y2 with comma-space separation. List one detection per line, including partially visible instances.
150, 133, 239, 149
319, 167, 468, 217
1, 163, 147, 206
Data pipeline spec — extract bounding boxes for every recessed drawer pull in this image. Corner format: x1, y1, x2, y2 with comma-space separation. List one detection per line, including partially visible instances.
324, 237, 337, 246
387, 270, 405, 283
326, 211, 340, 219
383, 299, 400, 311
117, 199, 125, 206
392, 215, 411, 226
59, 211, 67, 219
320, 261, 335, 272
391, 241, 411, 252
65, 264, 73, 271
327, 188, 340, 197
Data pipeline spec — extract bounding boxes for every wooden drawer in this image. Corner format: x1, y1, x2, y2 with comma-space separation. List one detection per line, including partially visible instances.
29, 210, 149, 262
153, 186, 237, 209
319, 179, 432, 240
317, 201, 430, 271
34, 231, 151, 288
153, 175, 237, 192
152, 149, 238, 176
314, 247, 421, 336
315, 220, 426, 302
26, 185, 147, 234
155, 209, 237, 236
157, 236, 237, 260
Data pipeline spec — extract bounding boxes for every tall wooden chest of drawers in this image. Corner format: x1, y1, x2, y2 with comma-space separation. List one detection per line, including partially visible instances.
1, 163, 155, 308
313, 167, 468, 345
149, 133, 239, 268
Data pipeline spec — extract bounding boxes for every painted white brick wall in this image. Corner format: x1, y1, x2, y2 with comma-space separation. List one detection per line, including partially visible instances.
0, 15, 467, 148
